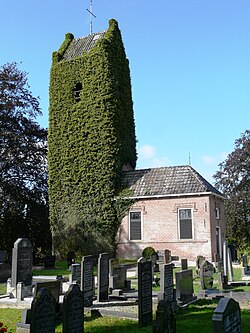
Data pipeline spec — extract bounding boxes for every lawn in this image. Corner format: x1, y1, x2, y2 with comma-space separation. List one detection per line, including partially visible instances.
1, 299, 250, 333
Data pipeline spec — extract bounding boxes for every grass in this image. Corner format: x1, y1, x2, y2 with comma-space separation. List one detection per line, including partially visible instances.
32, 260, 70, 276
1, 299, 250, 333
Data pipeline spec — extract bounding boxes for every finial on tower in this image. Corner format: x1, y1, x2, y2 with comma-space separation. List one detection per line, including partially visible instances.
86, 0, 96, 34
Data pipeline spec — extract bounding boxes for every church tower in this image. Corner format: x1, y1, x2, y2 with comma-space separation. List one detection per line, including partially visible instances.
48, 19, 137, 254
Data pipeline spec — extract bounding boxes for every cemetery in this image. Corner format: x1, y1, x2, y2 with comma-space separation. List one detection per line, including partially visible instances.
1, 240, 250, 331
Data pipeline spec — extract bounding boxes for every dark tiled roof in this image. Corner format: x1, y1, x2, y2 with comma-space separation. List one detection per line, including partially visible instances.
62, 31, 107, 60
122, 165, 223, 198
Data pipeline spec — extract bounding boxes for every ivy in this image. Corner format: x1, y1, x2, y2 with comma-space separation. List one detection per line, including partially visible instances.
48, 19, 136, 256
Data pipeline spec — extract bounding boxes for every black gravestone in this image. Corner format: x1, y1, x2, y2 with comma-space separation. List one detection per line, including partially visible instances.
30, 288, 56, 333
212, 297, 242, 333
81, 255, 94, 306
63, 284, 84, 333
138, 257, 152, 327
44, 255, 56, 268
11, 238, 32, 287
97, 252, 109, 302
200, 260, 215, 290
153, 299, 176, 333
34, 280, 61, 303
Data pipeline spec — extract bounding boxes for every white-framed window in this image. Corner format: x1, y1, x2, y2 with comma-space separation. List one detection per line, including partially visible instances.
178, 208, 193, 239
215, 207, 220, 220
129, 211, 142, 240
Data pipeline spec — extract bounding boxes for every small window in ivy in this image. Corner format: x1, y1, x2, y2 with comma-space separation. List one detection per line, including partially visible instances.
74, 82, 82, 102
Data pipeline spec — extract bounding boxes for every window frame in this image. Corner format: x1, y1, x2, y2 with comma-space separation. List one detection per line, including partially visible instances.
129, 211, 142, 241
178, 208, 194, 240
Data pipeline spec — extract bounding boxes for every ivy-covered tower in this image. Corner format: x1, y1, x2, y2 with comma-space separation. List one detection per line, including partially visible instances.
48, 19, 137, 255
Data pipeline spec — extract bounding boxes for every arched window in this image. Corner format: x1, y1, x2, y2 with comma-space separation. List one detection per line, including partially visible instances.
73, 82, 82, 102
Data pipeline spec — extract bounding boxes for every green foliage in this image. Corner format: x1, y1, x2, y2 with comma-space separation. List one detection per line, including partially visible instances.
48, 19, 136, 256
0, 62, 51, 255
214, 129, 250, 248
142, 246, 156, 260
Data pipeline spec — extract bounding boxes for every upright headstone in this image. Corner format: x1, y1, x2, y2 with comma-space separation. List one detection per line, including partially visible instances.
227, 247, 234, 282
11, 238, 32, 287
70, 263, 81, 284
67, 251, 75, 268
212, 297, 242, 333
164, 250, 171, 264
196, 255, 205, 275
175, 269, 196, 304
81, 255, 94, 307
158, 263, 174, 303
200, 260, 215, 290
30, 288, 56, 333
97, 252, 109, 302
181, 259, 188, 271
153, 300, 176, 333
63, 284, 84, 333
109, 258, 126, 291
138, 257, 152, 327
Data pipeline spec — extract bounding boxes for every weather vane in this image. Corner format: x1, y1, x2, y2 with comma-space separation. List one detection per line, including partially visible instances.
86, 0, 96, 34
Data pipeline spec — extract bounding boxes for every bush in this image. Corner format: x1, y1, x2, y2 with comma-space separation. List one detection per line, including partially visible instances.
142, 246, 156, 260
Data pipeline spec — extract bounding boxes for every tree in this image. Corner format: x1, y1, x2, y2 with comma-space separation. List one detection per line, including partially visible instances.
214, 130, 250, 248
0, 62, 51, 255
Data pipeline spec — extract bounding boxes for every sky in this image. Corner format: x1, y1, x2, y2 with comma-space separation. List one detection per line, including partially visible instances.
1, 0, 250, 184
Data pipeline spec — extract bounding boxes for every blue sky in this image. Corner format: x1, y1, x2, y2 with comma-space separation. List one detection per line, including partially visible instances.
1, 0, 250, 184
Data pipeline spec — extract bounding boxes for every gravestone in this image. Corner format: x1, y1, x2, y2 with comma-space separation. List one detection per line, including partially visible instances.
200, 260, 215, 289
158, 263, 175, 303
181, 259, 188, 270
138, 257, 152, 327
34, 280, 61, 303
63, 284, 84, 333
195, 255, 205, 275
70, 263, 81, 284
109, 258, 126, 291
44, 255, 56, 268
30, 288, 56, 333
153, 300, 176, 333
97, 252, 109, 302
67, 251, 75, 268
164, 249, 171, 264
11, 238, 33, 287
212, 297, 242, 332
175, 269, 196, 304
81, 255, 94, 306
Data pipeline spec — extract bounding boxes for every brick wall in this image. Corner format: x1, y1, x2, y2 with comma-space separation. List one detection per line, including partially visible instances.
116, 194, 225, 261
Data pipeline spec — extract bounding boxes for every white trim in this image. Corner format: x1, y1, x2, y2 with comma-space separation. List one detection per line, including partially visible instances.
129, 210, 143, 241
178, 208, 194, 240
122, 191, 225, 200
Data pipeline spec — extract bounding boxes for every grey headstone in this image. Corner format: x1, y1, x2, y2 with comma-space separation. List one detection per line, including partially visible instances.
63, 284, 84, 333
81, 255, 94, 307
242, 254, 248, 268
159, 263, 174, 303
34, 281, 61, 303
212, 298, 242, 332
70, 263, 81, 284
195, 255, 205, 275
200, 260, 215, 290
109, 259, 126, 290
138, 257, 152, 327
30, 288, 56, 333
175, 269, 196, 304
97, 252, 109, 302
11, 238, 32, 287
153, 300, 176, 333
164, 250, 171, 264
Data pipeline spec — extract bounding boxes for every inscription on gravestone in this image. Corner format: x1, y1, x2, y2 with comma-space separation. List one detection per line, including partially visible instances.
138, 257, 152, 327
70, 263, 81, 284
159, 263, 174, 302
97, 253, 109, 302
212, 297, 242, 333
11, 238, 32, 287
81, 255, 94, 306
63, 284, 84, 333
200, 260, 215, 290
30, 288, 56, 333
